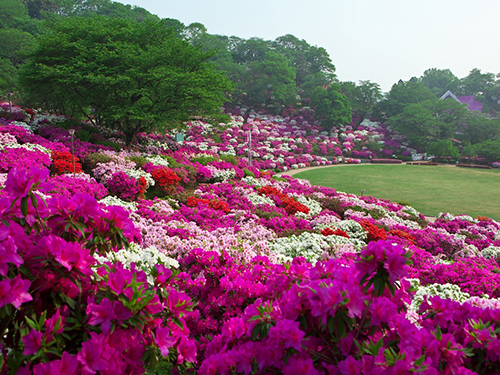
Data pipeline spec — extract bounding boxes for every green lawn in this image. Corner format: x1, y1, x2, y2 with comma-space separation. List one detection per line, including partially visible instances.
292, 165, 500, 220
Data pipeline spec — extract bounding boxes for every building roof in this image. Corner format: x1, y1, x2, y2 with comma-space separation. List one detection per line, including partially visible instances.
440, 90, 483, 112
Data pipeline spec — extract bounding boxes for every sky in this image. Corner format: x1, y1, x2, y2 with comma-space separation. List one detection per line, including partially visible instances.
115, 0, 500, 93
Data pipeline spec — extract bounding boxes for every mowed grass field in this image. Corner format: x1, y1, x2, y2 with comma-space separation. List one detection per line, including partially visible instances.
292, 165, 500, 220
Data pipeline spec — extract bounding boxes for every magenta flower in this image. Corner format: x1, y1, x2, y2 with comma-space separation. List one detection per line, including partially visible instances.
32, 353, 78, 375
113, 300, 132, 322
86, 297, 116, 333
22, 329, 43, 355
177, 336, 197, 363
0, 235, 23, 276
77, 332, 110, 374
309, 282, 343, 324
4, 167, 52, 198
221, 317, 246, 341
272, 319, 304, 351
154, 326, 177, 357
0, 275, 32, 309
338, 355, 362, 375
282, 356, 319, 375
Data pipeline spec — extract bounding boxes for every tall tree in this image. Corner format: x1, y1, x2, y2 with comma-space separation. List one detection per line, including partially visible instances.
374, 81, 436, 119
20, 16, 232, 144
419, 68, 460, 97
273, 34, 336, 87
387, 98, 469, 150
340, 80, 382, 123
310, 84, 351, 133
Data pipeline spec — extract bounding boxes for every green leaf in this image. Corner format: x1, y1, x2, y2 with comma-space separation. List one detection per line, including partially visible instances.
415, 354, 426, 367
25, 316, 37, 330
20, 196, 28, 217
251, 324, 262, 341
171, 316, 184, 330
30, 194, 38, 209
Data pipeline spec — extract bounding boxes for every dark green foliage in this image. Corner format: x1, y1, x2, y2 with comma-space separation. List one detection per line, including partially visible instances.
220, 154, 238, 165
473, 140, 500, 162
419, 68, 460, 97
94, 139, 122, 151
190, 155, 218, 166
374, 81, 436, 119
310, 84, 352, 132
254, 209, 283, 219
427, 140, 459, 160
19, 16, 232, 145
339, 80, 382, 123
81, 152, 112, 173
349, 205, 385, 220
243, 169, 255, 178
127, 156, 149, 169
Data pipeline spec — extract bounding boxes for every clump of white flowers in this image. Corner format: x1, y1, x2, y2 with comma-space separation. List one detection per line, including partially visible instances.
268, 231, 365, 264
146, 155, 170, 167
0, 142, 52, 156
407, 278, 471, 313
481, 245, 500, 260
125, 168, 155, 188
94, 243, 179, 285
295, 196, 322, 219
99, 196, 138, 212
247, 193, 276, 207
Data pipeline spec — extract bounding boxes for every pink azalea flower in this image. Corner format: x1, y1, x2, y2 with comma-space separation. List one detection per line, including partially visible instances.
77, 331, 113, 374
338, 355, 362, 375
6, 275, 32, 308
22, 329, 43, 355
4, 167, 52, 198
282, 356, 319, 375
86, 298, 116, 333
154, 326, 177, 357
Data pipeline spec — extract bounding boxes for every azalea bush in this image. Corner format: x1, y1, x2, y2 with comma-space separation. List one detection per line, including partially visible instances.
0, 168, 196, 374
2, 103, 500, 374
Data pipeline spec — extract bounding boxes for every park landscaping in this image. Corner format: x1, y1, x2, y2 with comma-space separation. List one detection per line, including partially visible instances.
2, 103, 500, 374
292, 164, 500, 220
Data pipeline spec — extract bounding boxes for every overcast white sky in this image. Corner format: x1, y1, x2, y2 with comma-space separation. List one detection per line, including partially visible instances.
116, 0, 499, 92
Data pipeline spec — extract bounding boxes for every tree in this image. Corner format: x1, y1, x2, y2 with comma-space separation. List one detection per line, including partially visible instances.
310, 84, 351, 132
20, 16, 232, 144
236, 51, 297, 120
459, 68, 496, 96
427, 139, 459, 159
459, 115, 500, 145
0, 0, 30, 28
340, 80, 382, 123
0, 28, 36, 67
387, 101, 441, 150
473, 140, 500, 162
419, 68, 460, 97
387, 98, 469, 150
273, 34, 336, 87
373, 81, 436, 119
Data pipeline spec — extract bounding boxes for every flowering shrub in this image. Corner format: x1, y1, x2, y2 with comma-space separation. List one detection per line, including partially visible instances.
258, 185, 310, 216
150, 167, 181, 194
51, 150, 83, 174
360, 219, 388, 242
321, 227, 350, 238
2, 105, 500, 373
48, 174, 107, 200
106, 171, 142, 202
0, 147, 51, 172
186, 196, 231, 213
0, 167, 196, 374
